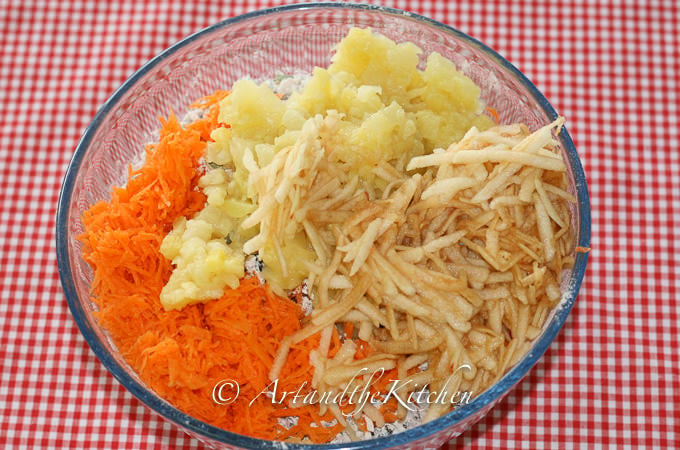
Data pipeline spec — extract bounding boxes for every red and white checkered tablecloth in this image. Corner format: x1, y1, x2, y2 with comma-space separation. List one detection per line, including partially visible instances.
1, 0, 678, 448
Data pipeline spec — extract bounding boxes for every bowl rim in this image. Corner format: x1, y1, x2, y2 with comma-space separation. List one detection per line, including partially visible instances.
56, 2, 591, 449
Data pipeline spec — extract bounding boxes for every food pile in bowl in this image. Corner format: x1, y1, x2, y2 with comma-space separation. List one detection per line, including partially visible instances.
77, 27, 576, 444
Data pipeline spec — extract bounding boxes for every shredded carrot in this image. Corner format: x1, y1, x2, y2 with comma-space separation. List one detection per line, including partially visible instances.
344, 321, 354, 339
186, 90, 230, 141
78, 100, 343, 443
372, 367, 400, 393
356, 416, 368, 432
354, 339, 373, 360
380, 398, 400, 423
189, 89, 231, 110
486, 105, 500, 123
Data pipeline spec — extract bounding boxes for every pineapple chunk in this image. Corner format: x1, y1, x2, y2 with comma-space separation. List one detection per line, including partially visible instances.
205, 127, 232, 165
349, 101, 421, 165
329, 27, 424, 107
221, 198, 256, 218
218, 79, 285, 143
260, 233, 316, 291
160, 232, 244, 311
421, 52, 482, 113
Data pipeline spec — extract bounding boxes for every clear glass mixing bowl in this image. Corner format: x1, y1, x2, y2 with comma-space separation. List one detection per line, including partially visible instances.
56, 3, 590, 449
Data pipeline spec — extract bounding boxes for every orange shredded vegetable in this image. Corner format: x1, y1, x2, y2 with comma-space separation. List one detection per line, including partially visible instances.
344, 321, 354, 339
486, 105, 500, 124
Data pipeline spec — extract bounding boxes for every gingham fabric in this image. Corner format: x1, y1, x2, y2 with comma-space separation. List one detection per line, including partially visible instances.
1, 1, 678, 448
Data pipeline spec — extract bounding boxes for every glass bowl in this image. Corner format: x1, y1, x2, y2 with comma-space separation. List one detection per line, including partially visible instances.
56, 3, 590, 449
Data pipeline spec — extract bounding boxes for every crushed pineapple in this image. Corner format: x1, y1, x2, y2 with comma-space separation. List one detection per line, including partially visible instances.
159, 215, 244, 310
158, 168, 252, 310
159, 27, 493, 310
